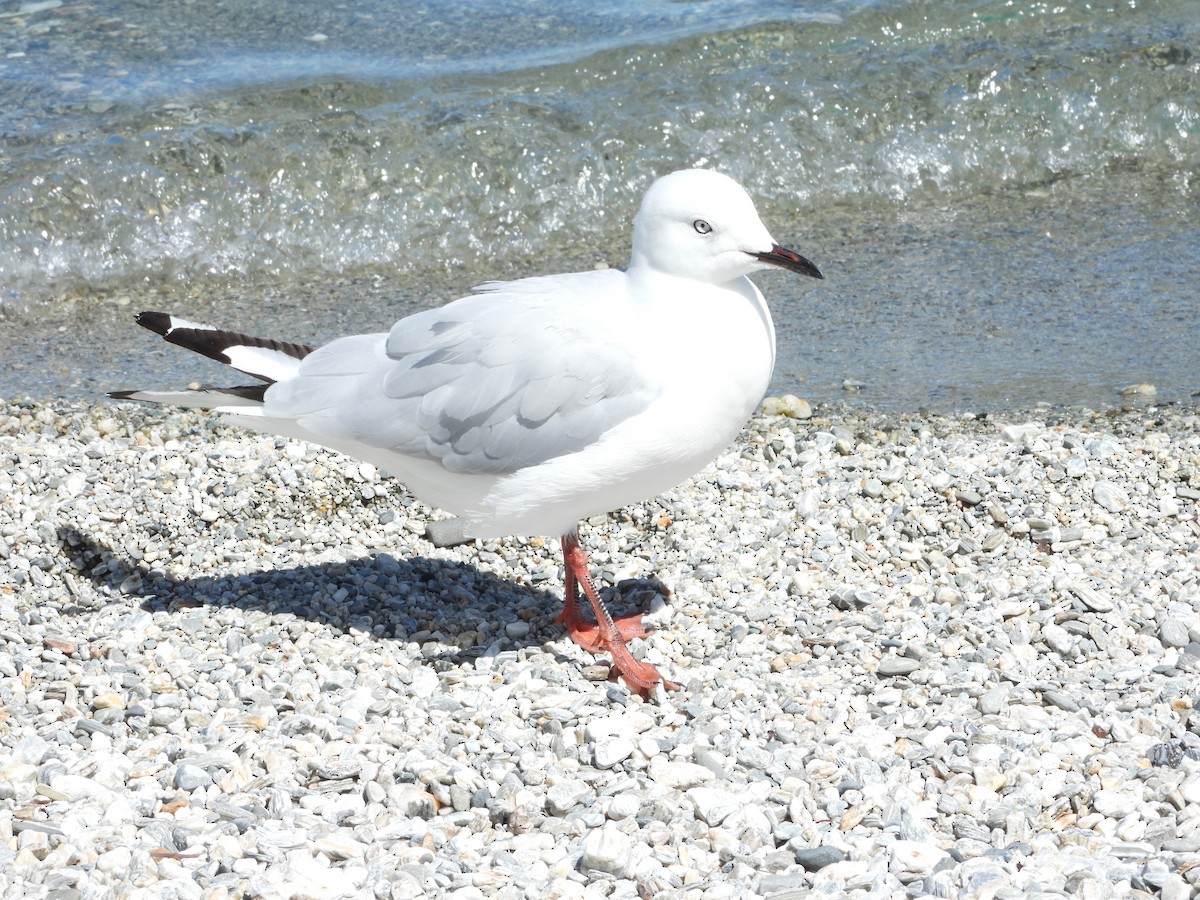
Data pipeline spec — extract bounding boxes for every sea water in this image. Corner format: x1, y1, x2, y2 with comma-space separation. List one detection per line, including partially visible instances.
1, 0, 1197, 410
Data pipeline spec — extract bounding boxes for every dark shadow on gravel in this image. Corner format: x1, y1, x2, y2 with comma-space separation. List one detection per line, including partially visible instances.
56, 525, 665, 677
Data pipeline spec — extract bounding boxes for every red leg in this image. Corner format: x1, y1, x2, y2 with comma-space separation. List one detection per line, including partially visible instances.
557, 578, 648, 650
554, 531, 677, 694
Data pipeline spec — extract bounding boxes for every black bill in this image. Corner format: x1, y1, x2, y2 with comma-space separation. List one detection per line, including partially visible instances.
752, 244, 823, 279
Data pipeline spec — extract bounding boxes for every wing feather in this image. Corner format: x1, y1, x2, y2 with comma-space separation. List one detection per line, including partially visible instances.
264, 270, 659, 475
517, 375, 578, 425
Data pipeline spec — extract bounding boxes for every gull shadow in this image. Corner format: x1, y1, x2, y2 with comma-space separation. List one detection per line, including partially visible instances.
57, 525, 572, 671
56, 526, 668, 674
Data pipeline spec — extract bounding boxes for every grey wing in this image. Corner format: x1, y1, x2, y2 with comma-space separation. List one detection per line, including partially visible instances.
264, 284, 659, 475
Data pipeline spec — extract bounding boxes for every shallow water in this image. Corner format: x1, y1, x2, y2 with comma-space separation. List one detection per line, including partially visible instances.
1, 0, 1197, 410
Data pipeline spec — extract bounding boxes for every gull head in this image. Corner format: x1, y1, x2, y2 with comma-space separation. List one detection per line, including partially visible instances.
629, 169, 823, 285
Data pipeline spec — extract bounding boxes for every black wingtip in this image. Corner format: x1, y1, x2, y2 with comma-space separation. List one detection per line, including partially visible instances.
135, 311, 172, 336
105, 384, 269, 405
127, 310, 317, 383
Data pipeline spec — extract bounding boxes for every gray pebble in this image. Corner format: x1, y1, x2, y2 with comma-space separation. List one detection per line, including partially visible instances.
794, 845, 846, 871
1042, 690, 1079, 712
505, 620, 531, 640
877, 656, 921, 677
758, 872, 811, 896
173, 764, 213, 791
980, 529, 1006, 551
424, 517, 470, 547
979, 686, 1009, 715
1159, 617, 1192, 649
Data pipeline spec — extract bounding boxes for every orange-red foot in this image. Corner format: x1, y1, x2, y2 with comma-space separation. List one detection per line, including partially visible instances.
605, 638, 678, 695
555, 608, 648, 653
558, 531, 679, 696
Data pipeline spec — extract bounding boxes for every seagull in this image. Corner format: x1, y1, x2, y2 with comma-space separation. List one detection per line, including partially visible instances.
110, 168, 823, 694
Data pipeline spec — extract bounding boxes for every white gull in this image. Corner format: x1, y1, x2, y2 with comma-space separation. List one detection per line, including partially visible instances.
110, 168, 823, 693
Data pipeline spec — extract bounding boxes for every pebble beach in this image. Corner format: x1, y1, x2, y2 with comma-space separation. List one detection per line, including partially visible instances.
2, 397, 1199, 898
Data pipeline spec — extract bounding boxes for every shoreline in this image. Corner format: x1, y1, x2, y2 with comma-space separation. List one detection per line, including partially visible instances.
2, 397, 1199, 898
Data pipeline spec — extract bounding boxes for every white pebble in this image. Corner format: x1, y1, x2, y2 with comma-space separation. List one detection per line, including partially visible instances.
648, 757, 714, 790
581, 825, 633, 877
1092, 787, 1141, 819
686, 787, 741, 826
592, 737, 635, 768
96, 846, 132, 874
889, 840, 948, 876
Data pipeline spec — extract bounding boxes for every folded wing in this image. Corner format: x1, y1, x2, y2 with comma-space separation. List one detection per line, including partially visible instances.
265, 274, 659, 475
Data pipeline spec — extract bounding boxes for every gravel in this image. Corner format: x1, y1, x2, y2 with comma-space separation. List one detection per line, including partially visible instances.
2, 396, 1200, 898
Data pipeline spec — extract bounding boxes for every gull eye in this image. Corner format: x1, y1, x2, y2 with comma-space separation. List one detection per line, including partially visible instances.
693, 219, 712, 235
